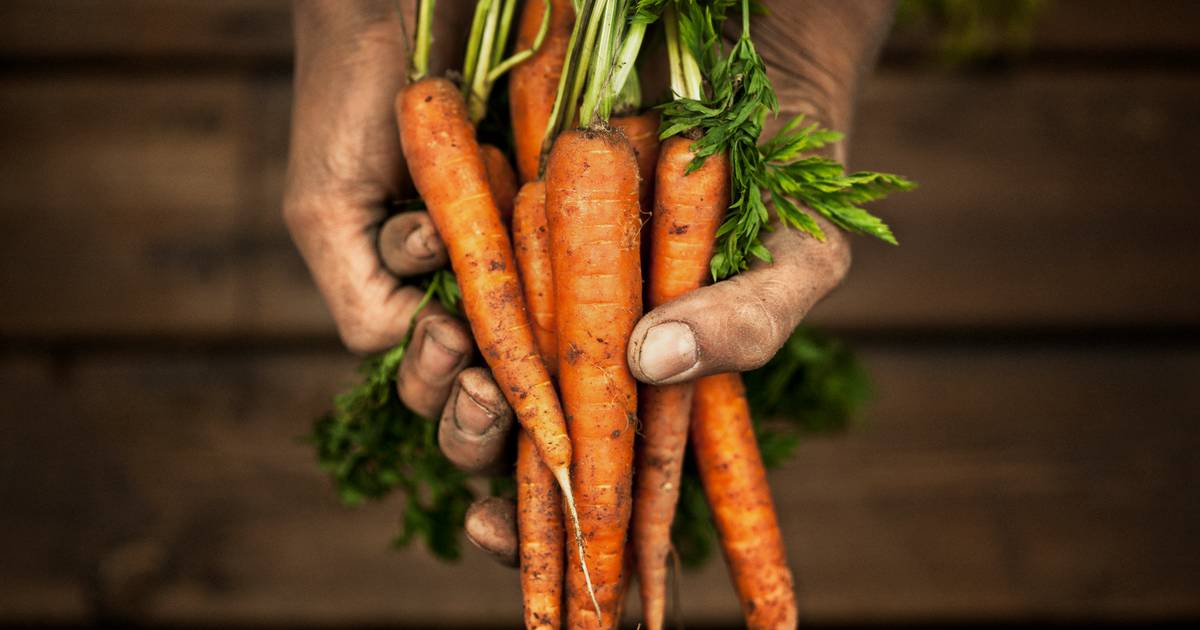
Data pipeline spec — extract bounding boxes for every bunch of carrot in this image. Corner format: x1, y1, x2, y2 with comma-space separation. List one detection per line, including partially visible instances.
380, 0, 907, 628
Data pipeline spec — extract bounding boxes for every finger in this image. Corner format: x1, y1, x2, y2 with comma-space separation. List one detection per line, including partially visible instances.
285, 9, 416, 355
285, 199, 447, 353
628, 223, 852, 385
378, 211, 448, 276
439, 368, 515, 473
396, 315, 473, 418
464, 497, 518, 567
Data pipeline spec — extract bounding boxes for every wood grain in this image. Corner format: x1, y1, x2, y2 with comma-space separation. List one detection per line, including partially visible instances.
0, 1, 1197, 626
0, 76, 330, 339
1, 347, 1195, 624
0, 1, 291, 62
3, 71, 1198, 338
817, 71, 1200, 330
2, 1, 1198, 62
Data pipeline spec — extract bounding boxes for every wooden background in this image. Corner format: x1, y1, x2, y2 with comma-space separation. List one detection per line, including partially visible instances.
1, 1, 1198, 626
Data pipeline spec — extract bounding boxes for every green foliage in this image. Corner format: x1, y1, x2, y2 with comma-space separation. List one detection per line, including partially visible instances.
658, 0, 914, 280
311, 0, 885, 570
309, 271, 474, 560
668, 327, 871, 567
746, 327, 871, 465
896, 0, 1046, 65
311, 344, 475, 560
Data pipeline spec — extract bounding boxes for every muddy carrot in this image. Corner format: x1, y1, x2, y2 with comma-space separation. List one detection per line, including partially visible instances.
691, 372, 797, 630
482, 143, 518, 222
396, 78, 590, 592
513, 179, 564, 630
545, 128, 642, 629
517, 430, 564, 629
634, 135, 729, 630
513, 181, 557, 372
611, 111, 661, 214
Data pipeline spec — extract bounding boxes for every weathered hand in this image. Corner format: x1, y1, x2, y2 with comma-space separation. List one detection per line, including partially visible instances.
627, 0, 894, 384
628, 218, 851, 384
283, 0, 519, 564
287, 0, 895, 567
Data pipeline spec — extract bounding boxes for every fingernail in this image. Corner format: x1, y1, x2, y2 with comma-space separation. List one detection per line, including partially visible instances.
639, 321, 698, 381
405, 225, 436, 259
420, 323, 464, 376
455, 386, 497, 436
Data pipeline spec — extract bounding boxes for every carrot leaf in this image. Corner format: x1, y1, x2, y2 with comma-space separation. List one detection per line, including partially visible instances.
309, 270, 470, 560
657, 0, 915, 280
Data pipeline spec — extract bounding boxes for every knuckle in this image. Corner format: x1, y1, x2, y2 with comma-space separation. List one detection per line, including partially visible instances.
335, 307, 394, 355
814, 228, 852, 283
337, 323, 382, 355
726, 289, 784, 370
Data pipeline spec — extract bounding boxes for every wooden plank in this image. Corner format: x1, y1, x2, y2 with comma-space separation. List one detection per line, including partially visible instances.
888, 0, 1200, 59
0, 1, 291, 62
1, 345, 1197, 624
813, 70, 1200, 329
2, 1, 1198, 63
0, 76, 331, 339
2, 70, 1199, 339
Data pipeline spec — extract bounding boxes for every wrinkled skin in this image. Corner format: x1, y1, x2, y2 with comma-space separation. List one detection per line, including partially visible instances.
284, 0, 896, 562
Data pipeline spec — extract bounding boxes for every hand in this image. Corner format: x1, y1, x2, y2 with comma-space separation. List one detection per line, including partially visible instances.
627, 0, 894, 384
283, 0, 520, 564
452, 0, 894, 565
286, 0, 893, 567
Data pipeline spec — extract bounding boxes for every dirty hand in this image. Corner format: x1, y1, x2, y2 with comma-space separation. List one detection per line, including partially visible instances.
284, 0, 520, 564
284, 0, 894, 565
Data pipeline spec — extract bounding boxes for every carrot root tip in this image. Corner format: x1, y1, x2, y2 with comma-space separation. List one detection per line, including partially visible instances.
554, 467, 602, 623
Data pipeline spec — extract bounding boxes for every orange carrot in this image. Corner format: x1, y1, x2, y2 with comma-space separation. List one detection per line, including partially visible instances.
633, 136, 729, 630
691, 373, 797, 630
513, 179, 564, 630
482, 143, 518, 222
545, 128, 642, 629
612, 111, 661, 215
396, 78, 591, 593
513, 181, 557, 373
517, 430, 564, 629
511, 0, 575, 183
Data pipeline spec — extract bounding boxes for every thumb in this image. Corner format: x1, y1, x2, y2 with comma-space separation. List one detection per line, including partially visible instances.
627, 225, 851, 385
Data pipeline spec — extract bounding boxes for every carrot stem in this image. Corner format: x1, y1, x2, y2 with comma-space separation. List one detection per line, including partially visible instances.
566, 0, 607, 127
466, 0, 504, 123
663, 4, 685, 98
491, 0, 519, 68
461, 0, 491, 95
578, 0, 619, 125
410, 0, 436, 82
607, 21, 645, 113
488, 0, 552, 81
541, 0, 596, 166
663, 3, 701, 101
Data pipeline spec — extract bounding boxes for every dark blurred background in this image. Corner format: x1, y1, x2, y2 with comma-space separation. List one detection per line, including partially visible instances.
1, 0, 1198, 627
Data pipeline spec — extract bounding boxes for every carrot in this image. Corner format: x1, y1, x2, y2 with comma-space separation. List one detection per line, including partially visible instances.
691, 372, 797, 630
511, 0, 575, 183
513, 179, 564, 630
517, 429, 564, 629
545, 128, 642, 629
482, 143, 518, 222
611, 111, 661, 215
633, 135, 729, 630
396, 78, 592, 597
513, 181, 557, 373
